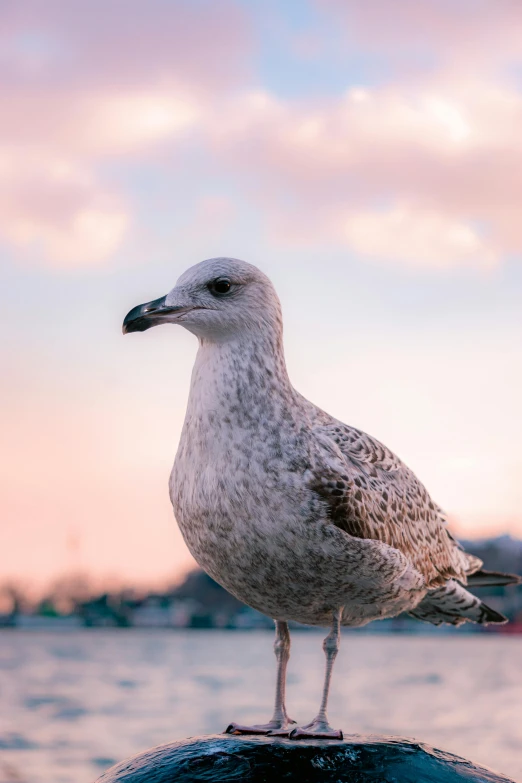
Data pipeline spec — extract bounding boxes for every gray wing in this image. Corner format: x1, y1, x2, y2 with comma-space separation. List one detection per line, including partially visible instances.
309, 422, 481, 589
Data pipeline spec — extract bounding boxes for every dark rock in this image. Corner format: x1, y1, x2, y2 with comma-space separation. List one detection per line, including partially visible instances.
95, 733, 515, 783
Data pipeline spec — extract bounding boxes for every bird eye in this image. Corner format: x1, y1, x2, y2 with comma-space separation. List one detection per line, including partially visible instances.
209, 278, 232, 296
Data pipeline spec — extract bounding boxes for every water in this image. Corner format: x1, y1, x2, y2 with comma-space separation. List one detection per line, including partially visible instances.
0, 630, 520, 783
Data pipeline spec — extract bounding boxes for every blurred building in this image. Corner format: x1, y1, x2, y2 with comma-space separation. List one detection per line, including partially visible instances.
1, 535, 520, 632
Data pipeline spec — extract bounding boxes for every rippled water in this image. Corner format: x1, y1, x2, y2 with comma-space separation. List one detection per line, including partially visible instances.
0, 630, 521, 782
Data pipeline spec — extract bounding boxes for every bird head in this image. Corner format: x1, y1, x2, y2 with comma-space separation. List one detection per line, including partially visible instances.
122, 257, 282, 342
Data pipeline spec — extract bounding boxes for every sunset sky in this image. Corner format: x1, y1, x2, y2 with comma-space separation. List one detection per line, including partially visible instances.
1, 0, 522, 589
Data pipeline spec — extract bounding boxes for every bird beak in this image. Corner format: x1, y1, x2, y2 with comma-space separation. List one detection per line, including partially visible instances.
122, 295, 185, 334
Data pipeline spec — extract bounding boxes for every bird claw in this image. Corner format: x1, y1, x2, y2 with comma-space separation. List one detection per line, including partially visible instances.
225, 719, 296, 737
225, 723, 270, 736
266, 726, 294, 737
289, 719, 343, 740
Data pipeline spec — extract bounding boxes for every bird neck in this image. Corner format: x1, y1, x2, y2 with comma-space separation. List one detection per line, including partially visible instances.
187, 331, 298, 426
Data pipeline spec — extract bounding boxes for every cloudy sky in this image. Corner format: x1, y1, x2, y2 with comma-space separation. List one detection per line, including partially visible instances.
1, 0, 522, 588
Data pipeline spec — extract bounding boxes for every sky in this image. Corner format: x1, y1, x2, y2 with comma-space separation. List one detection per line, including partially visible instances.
1, 0, 522, 589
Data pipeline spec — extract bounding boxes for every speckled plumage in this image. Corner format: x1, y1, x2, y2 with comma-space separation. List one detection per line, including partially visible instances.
124, 256, 518, 736
157, 257, 505, 630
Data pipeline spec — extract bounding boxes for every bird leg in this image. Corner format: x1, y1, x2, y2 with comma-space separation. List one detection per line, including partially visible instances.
290, 608, 343, 739
225, 620, 296, 736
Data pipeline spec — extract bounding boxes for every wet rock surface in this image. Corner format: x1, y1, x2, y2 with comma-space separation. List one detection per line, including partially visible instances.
95, 733, 515, 783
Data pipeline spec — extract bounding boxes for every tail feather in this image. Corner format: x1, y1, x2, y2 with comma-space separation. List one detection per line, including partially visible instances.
479, 602, 509, 624
466, 569, 522, 588
410, 580, 508, 626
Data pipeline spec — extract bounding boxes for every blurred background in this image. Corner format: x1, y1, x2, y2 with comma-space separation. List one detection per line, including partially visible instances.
1, 1, 521, 781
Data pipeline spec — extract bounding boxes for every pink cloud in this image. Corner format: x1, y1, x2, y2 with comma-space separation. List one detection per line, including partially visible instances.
202, 74, 522, 266
1, 0, 251, 91
0, 0, 250, 266
317, 0, 522, 70
0, 82, 202, 264
337, 204, 495, 269
2, 0, 522, 270
0, 150, 128, 266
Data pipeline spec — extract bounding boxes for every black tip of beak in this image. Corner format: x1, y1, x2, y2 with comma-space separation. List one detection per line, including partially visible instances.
122, 295, 169, 334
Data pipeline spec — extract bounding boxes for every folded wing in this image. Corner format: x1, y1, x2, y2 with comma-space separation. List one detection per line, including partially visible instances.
310, 422, 478, 589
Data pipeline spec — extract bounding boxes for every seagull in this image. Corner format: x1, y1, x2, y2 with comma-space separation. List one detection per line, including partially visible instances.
123, 257, 520, 740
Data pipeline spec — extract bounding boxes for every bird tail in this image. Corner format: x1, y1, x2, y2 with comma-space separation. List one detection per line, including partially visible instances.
409, 580, 508, 626
466, 569, 521, 587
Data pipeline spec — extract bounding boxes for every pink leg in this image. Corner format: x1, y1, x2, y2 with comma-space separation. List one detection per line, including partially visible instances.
225, 620, 296, 736
290, 608, 343, 740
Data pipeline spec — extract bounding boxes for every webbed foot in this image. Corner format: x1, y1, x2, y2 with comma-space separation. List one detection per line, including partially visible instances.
289, 718, 343, 740
225, 718, 296, 737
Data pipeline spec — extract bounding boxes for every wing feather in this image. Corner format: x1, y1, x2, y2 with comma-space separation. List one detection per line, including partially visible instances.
310, 423, 476, 588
